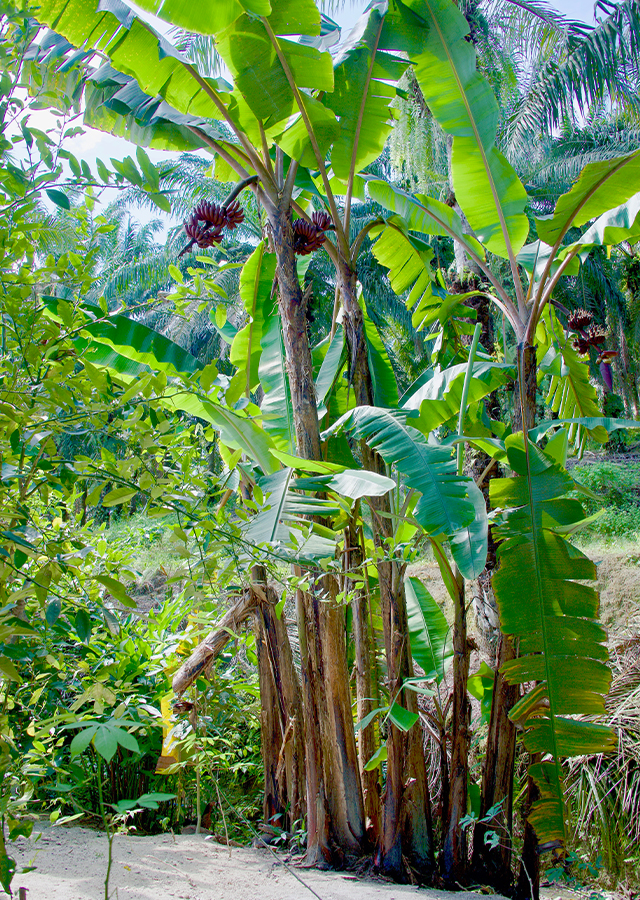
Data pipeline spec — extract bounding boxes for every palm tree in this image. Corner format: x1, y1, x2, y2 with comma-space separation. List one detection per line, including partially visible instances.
390, 0, 640, 197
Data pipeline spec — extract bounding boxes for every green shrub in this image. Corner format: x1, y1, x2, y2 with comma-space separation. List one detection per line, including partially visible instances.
571, 462, 640, 539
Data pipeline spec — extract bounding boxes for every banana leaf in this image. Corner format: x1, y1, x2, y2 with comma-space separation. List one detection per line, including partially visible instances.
405, 575, 452, 683
529, 416, 640, 443
368, 179, 485, 259
227, 243, 276, 405
536, 307, 608, 454
162, 393, 278, 475
400, 359, 515, 432
363, 307, 398, 408
325, 1, 408, 182
536, 149, 640, 247
403, 0, 528, 258
323, 406, 487, 578
569, 191, 640, 249
44, 297, 203, 378
315, 325, 347, 413
259, 315, 295, 454
490, 435, 615, 847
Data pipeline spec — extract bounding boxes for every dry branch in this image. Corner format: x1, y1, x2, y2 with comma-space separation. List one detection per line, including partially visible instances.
172, 588, 260, 695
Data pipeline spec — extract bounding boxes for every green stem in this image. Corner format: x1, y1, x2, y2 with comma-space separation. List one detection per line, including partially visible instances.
457, 322, 482, 476
96, 754, 113, 900
195, 764, 201, 835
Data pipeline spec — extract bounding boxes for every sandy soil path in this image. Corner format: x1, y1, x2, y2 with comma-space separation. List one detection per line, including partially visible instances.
10, 822, 507, 900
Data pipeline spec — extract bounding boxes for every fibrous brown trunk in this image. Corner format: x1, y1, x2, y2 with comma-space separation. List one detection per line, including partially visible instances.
513, 343, 537, 434
253, 565, 305, 832
616, 321, 640, 416
172, 590, 258, 696
473, 342, 536, 892
338, 259, 433, 881
442, 567, 470, 887
511, 346, 544, 900
515, 757, 541, 900
377, 553, 434, 881
472, 634, 519, 894
170, 575, 306, 833
270, 203, 364, 865
347, 517, 381, 844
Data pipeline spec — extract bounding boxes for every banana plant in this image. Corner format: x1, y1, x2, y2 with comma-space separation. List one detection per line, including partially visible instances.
335, 1, 640, 889
20, 0, 640, 889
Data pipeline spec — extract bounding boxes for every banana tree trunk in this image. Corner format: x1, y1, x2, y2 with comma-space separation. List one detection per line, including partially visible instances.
616, 322, 640, 417
337, 259, 434, 881
377, 552, 434, 881
270, 204, 364, 864
442, 567, 470, 887
515, 754, 541, 900
347, 516, 381, 843
253, 565, 306, 832
514, 343, 537, 434
473, 342, 537, 893
472, 634, 519, 893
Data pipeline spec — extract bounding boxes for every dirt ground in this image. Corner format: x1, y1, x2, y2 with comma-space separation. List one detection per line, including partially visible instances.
10, 821, 508, 900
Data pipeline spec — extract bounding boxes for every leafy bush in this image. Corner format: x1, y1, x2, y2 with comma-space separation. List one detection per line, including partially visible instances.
571, 461, 640, 539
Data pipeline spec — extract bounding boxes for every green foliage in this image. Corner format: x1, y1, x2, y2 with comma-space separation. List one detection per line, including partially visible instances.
405, 575, 452, 683
491, 436, 615, 846
324, 406, 488, 578
571, 461, 640, 539
405, 0, 528, 257
2, 0, 640, 889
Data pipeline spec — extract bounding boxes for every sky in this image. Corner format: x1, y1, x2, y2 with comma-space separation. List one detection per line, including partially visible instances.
27, 0, 598, 231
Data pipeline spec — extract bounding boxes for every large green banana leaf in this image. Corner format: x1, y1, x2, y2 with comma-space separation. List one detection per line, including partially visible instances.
529, 416, 640, 444
134, 0, 317, 36
245, 465, 393, 559
405, 575, 452, 683
133, 0, 273, 33
362, 307, 398, 408
44, 298, 203, 378
324, 1, 408, 183
368, 217, 474, 336
402, 0, 528, 258
28, 0, 229, 122
227, 244, 277, 405
570, 191, 640, 248
323, 406, 487, 578
516, 240, 581, 285
490, 436, 615, 846
82, 321, 201, 378
536, 149, 640, 247
368, 179, 485, 259
259, 315, 296, 453
161, 392, 278, 475
367, 181, 484, 332
215, 19, 334, 126
26, 0, 274, 148
400, 359, 515, 432
369, 220, 443, 333
295, 469, 395, 501
82, 66, 218, 152
315, 325, 347, 413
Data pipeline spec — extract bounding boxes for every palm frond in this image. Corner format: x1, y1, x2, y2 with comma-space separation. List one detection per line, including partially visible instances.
506, 0, 640, 154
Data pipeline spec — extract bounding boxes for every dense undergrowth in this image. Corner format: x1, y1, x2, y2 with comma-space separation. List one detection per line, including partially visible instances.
571, 460, 640, 541
5, 575, 264, 844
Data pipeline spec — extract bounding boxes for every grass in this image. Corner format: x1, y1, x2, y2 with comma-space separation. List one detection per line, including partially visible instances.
98, 512, 186, 577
